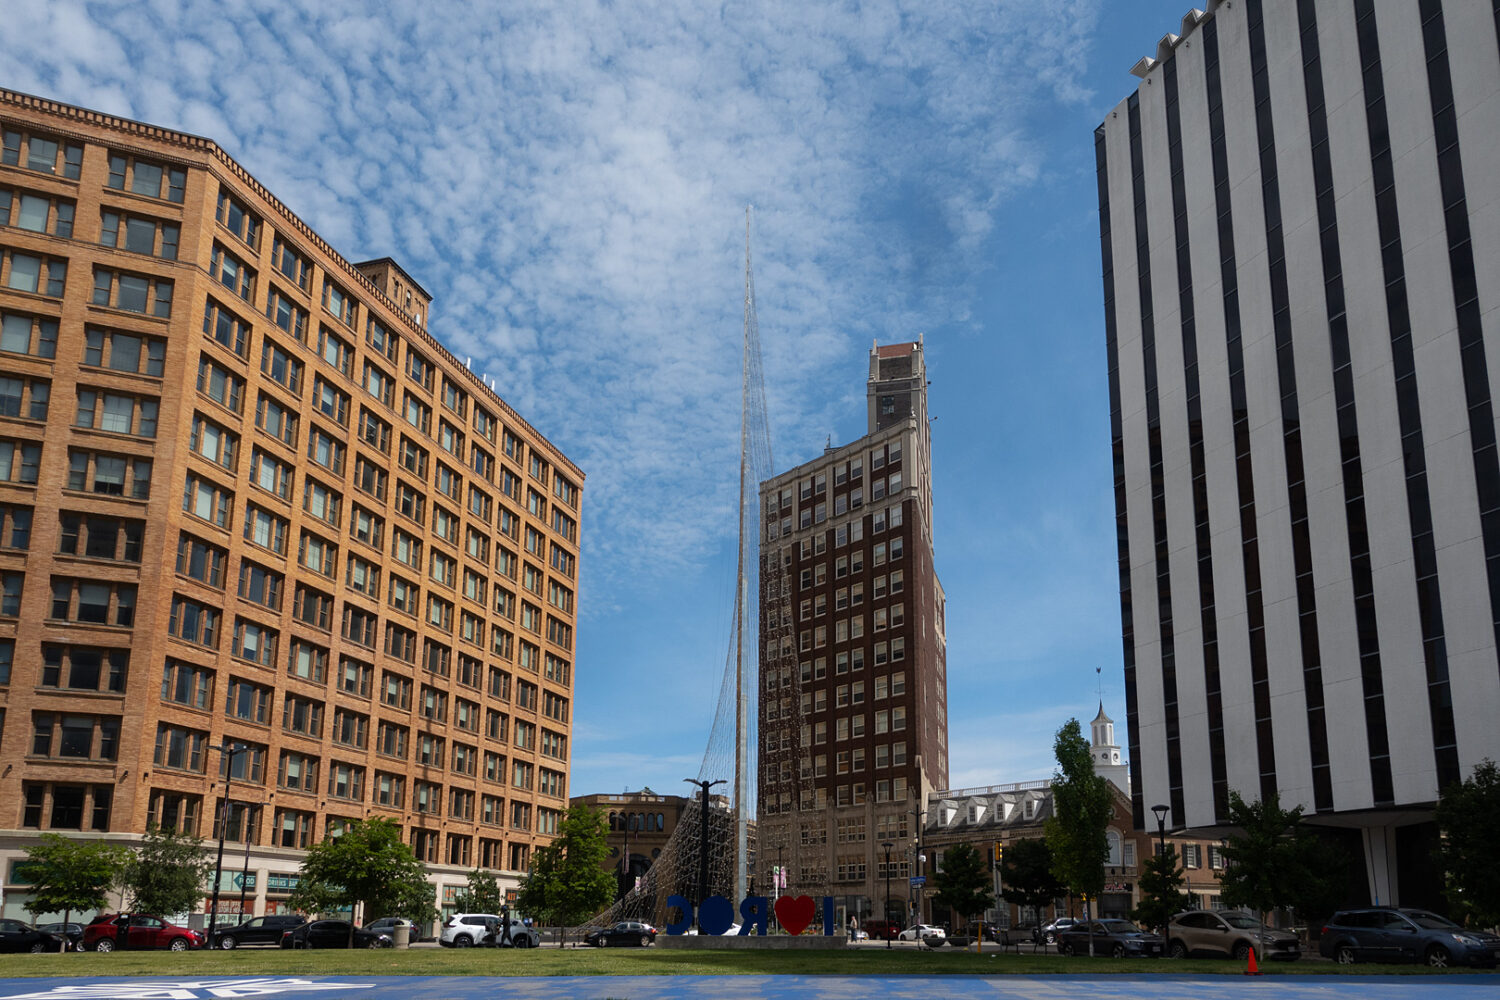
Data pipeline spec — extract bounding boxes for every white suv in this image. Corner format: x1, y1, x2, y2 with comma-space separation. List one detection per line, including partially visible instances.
441, 914, 498, 948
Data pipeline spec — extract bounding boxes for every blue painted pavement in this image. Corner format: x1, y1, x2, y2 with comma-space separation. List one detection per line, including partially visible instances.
0, 976, 1496, 1000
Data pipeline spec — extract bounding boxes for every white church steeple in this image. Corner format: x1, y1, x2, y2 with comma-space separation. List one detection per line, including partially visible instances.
1090, 700, 1129, 795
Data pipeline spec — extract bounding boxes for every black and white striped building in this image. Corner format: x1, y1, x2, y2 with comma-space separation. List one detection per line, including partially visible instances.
1096, 0, 1500, 907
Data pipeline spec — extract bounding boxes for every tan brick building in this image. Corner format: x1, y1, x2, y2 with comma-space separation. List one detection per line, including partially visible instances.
0, 89, 581, 922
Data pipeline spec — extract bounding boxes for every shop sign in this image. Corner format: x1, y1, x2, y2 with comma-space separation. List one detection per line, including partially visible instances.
215, 871, 258, 892
442, 886, 460, 904
1103, 882, 1132, 893
266, 874, 301, 892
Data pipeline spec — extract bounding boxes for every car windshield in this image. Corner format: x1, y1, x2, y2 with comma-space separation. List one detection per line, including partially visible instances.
1404, 911, 1458, 930
1100, 921, 1141, 934
1222, 914, 1260, 929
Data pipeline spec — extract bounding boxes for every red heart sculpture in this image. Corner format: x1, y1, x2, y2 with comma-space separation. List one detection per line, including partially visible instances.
774, 895, 816, 936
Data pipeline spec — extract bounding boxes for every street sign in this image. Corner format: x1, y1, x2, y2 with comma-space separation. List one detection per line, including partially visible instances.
909, 876, 926, 887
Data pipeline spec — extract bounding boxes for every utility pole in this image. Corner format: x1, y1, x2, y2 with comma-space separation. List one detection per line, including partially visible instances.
207, 742, 247, 949
684, 778, 726, 928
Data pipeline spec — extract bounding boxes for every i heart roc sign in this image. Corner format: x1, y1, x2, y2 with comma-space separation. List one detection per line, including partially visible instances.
665, 895, 837, 935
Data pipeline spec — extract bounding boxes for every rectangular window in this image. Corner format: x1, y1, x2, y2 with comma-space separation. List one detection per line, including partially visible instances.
91, 268, 170, 315
243, 505, 288, 554
306, 425, 345, 475
0, 311, 58, 359
153, 723, 208, 772
210, 242, 254, 300
75, 388, 158, 437
293, 584, 334, 630
248, 449, 293, 501
265, 289, 307, 341
237, 561, 282, 610
174, 532, 225, 585
180, 476, 229, 530
4, 130, 83, 178
197, 359, 244, 414
232, 618, 278, 666
260, 339, 303, 394
272, 236, 311, 289
312, 377, 350, 426
225, 676, 271, 724
282, 695, 323, 737
255, 394, 298, 447
324, 281, 356, 326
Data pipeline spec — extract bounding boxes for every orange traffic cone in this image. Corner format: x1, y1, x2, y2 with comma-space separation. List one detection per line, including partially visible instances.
1243, 946, 1262, 976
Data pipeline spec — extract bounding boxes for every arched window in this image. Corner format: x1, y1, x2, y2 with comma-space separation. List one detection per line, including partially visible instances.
657, 812, 665, 831
608, 812, 617, 830
1106, 829, 1123, 867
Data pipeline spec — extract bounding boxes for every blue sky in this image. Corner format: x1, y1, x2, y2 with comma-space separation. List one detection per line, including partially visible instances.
10, 0, 1182, 796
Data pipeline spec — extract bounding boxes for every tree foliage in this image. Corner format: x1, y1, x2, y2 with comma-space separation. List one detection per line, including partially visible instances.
1045, 718, 1111, 904
515, 805, 613, 942
1131, 844, 1190, 933
22, 835, 130, 953
121, 825, 213, 918
452, 868, 506, 916
1218, 790, 1347, 925
931, 842, 995, 930
1435, 759, 1500, 927
999, 837, 1067, 915
288, 818, 437, 946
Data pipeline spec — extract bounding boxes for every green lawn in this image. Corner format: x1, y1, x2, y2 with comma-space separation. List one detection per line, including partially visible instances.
0, 947, 1480, 978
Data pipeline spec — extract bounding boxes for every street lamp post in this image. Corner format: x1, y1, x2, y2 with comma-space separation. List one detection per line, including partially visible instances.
207, 742, 248, 949
882, 841, 895, 949
684, 778, 726, 930
1151, 803, 1170, 957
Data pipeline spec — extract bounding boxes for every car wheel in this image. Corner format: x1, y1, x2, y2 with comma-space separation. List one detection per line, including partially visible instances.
593, 938, 604, 948
1046, 932, 1057, 945
454, 935, 472, 948
1426, 945, 1451, 969
219, 936, 237, 950
640, 935, 650, 947
1059, 942, 1074, 957
1232, 941, 1252, 961
366, 939, 382, 950
29, 942, 46, 954
1112, 944, 1126, 959
1168, 940, 1187, 959
1336, 944, 1356, 965
600, 936, 609, 948
168, 937, 189, 952
94, 939, 114, 953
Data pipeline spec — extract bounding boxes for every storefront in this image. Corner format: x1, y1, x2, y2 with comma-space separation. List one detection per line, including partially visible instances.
1099, 881, 1133, 919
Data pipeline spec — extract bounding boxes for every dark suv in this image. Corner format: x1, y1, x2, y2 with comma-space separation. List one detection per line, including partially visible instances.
216, 915, 306, 949
1319, 908, 1500, 968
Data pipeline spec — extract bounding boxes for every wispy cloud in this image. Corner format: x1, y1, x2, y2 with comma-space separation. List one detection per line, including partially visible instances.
8, 0, 1099, 596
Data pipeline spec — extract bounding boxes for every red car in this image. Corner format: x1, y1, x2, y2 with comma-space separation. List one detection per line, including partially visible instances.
83, 914, 204, 952
862, 918, 901, 941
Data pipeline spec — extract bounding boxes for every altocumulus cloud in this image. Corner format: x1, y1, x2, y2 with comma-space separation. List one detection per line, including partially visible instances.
7, 0, 1097, 605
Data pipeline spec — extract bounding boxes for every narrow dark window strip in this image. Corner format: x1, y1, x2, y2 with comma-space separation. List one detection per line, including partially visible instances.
1199, 17, 1241, 823
1413, 0, 1484, 789
1127, 93, 1185, 828
1345, 0, 1445, 803
1289, 0, 1346, 813
1095, 125, 1144, 829
1161, 56, 1208, 826
1245, 0, 1318, 805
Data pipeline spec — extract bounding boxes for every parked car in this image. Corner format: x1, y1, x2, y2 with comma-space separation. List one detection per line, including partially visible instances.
1167, 909, 1300, 961
365, 917, 423, 943
584, 920, 657, 947
1038, 916, 1080, 945
216, 915, 306, 949
1057, 919, 1165, 958
1319, 908, 1500, 968
84, 914, 204, 952
0, 919, 64, 953
279, 920, 391, 949
862, 918, 901, 941
440, 913, 501, 948
898, 923, 947, 943
36, 922, 83, 952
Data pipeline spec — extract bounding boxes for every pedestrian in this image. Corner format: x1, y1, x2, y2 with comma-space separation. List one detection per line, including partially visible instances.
500, 904, 512, 947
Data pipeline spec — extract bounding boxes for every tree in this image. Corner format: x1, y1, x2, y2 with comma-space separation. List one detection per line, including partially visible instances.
931, 842, 995, 935
1131, 844, 1190, 935
1435, 759, 1500, 927
1217, 790, 1347, 949
22, 835, 130, 953
999, 837, 1067, 922
515, 805, 613, 946
288, 818, 437, 948
452, 868, 505, 916
1045, 718, 1111, 954
121, 825, 214, 918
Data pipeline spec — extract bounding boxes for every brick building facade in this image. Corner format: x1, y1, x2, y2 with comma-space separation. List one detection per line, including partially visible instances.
0, 89, 580, 922
756, 340, 947, 928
